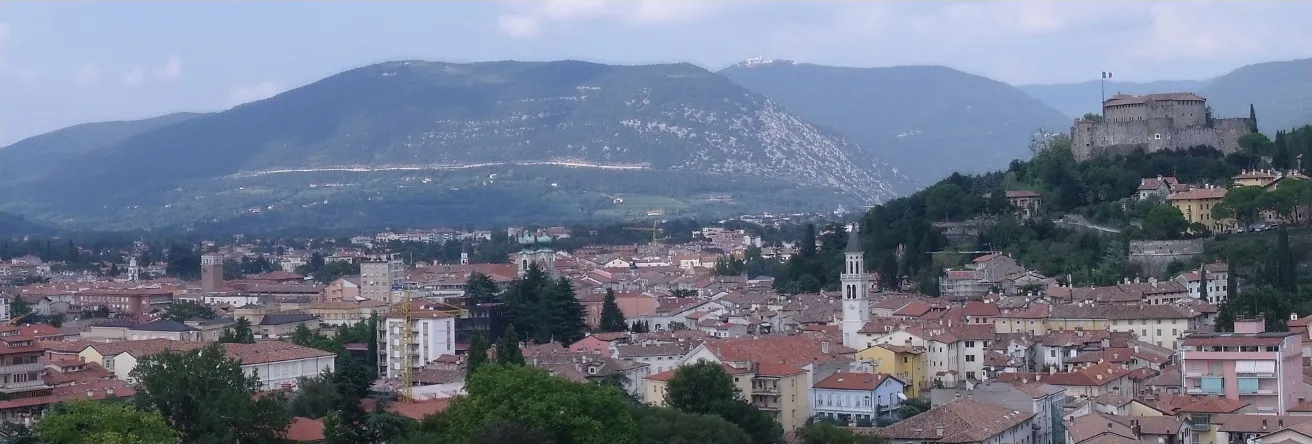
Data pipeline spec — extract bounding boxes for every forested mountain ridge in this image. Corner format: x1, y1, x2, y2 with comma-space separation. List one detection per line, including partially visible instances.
718, 61, 1071, 185
0, 60, 908, 231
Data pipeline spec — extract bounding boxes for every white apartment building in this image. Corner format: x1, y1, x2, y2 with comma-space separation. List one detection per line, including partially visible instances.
380, 310, 456, 379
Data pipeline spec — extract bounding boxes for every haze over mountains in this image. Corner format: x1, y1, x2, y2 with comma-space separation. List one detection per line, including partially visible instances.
1, 56, 1307, 232
1020, 58, 1312, 132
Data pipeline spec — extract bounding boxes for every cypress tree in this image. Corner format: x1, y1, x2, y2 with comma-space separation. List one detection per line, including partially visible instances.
1249, 104, 1259, 133
495, 326, 524, 366
1198, 266, 1209, 304
466, 331, 489, 381
547, 277, 587, 346
599, 289, 627, 333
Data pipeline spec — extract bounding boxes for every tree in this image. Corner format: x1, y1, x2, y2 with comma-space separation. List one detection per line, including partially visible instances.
495, 326, 525, 366
1250, 104, 1259, 133
664, 360, 738, 415
218, 317, 256, 344
161, 300, 215, 323
467, 331, 490, 381
599, 289, 627, 333
796, 420, 885, 444
437, 365, 638, 444
632, 406, 752, 444
1212, 185, 1267, 228
131, 343, 291, 443
34, 400, 179, 444
545, 277, 587, 346
1198, 266, 1209, 303
464, 272, 499, 306
1278, 226, 1297, 292
1141, 205, 1190, 239
9, 298, 32, 318
322, 411, 366, 444
0, 422, 37, 444
291, 323, 317, 347
286, 370, 342, 419
898, 398, 931, 418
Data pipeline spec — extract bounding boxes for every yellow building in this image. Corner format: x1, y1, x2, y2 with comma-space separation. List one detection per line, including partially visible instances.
857, 344, 927, 398
1233, 169, 1280, 187
642, 362, 811, 431
1168, 187, 1230, 232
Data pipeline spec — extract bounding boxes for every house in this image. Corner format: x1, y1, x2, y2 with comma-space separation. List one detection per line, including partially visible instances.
1006, 190, 1043, 218
1063, 413, 1187, 444
285, 417, 326, 443
995, 362, 1134, 399
868, 397, 1036, 444
1138, 176, 1182, 200
61, 339, 335, 391
857, 344, 927, 398
319, 276, 361, 302
1168, 187, 1231, 232
812, 372, 907, 423
931, 380, 1067, 444
306, 299, 387, 326
0, 329, 51, 400
0, 379, 134, 422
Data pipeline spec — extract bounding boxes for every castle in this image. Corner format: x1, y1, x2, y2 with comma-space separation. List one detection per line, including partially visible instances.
1070, 92, 1255, 161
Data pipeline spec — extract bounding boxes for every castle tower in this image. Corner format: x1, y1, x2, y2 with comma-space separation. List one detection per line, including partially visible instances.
127, 257, 140, 281
841, 224, 870, 350
200, 253, 223, 292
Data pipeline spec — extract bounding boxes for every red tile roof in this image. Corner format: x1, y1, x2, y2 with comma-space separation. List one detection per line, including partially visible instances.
813, 372, 892, 391
285, 417, 325, 442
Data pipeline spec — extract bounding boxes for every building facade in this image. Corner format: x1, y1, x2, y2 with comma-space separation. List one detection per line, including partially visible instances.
1071, 92, 1254, 161
1180, 318, 1304, 414
360, 255, 405, 303
841, 225, 870, 350
812, 372, 907, 423
380, 310, 456, 379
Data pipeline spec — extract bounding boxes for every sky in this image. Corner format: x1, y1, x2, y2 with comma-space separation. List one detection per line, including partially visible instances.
2, 0, 1310, 146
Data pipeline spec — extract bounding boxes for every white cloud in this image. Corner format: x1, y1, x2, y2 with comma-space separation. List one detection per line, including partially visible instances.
155, 56, 182, 80
122, 66, 145, 85
227, 81, 282, 107
495, 0, 724, 38
497, 15, 542, 38
76, 63, 100, 86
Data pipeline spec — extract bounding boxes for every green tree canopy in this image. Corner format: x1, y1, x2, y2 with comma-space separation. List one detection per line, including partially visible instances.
495, 326, 525, 366
130, 343, 291, 444
437, 365, 638, 444
1141, 204, 1190, 239
160, 300, 215, 323
664, 360, 738, 415
467, 331, 490, 381
34, 400, 179, 444
464, 272, 500, 306
632, 405, 752, 444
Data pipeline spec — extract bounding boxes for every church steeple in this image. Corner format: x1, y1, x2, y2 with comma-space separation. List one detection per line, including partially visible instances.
841, 223, 869, 349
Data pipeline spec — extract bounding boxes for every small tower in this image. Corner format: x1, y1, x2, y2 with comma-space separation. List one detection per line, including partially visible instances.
460, 246, 470, 265
200, 253, 224, 292
127, 257, 140, 281
841, 223, 870, 350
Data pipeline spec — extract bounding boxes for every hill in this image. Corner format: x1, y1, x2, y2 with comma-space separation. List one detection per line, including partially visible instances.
0, 60, 907, 231
1019, 58, 1312, 132
717, 61, 1071, 185
0, 112, 207, 186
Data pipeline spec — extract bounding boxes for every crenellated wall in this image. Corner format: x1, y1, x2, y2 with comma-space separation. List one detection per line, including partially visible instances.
1071, 93, 1253, 161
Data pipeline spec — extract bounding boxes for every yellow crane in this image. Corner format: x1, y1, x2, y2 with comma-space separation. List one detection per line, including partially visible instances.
399, 291, 414, 401
624, 220, 666, 244
9, 312, 35, 325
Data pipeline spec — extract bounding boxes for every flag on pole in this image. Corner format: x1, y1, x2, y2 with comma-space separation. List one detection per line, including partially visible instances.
1102, 72, 1113, 79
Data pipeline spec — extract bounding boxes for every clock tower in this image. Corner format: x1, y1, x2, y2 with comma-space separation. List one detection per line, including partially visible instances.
840, 223, 869, 350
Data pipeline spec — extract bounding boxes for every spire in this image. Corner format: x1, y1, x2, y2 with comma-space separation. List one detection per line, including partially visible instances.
845, 223, 862, 253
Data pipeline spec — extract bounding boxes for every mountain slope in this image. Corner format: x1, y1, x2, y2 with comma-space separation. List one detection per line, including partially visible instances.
1019, 58, 1312, 132
1199, 58, 1312, 133
3, 60, 906, 230
0, 112, 207, 186
717, 61, 1071, 185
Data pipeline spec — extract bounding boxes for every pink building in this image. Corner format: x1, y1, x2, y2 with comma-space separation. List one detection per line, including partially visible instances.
1180, 318, 1304, 414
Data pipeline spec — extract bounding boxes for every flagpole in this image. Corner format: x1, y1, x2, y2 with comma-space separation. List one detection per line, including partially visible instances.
1100, 72, 1106, 105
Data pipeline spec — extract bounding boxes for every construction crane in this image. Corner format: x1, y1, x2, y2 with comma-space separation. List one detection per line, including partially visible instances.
9, 312, 35, 325
624, 219, 666, 244
399, 290, 415, 401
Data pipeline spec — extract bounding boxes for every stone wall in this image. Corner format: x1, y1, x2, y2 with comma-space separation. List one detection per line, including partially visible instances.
1071, 118, 1251, 161
1127, 239, 1204, 276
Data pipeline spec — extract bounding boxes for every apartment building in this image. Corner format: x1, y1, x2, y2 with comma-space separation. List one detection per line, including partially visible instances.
379, 308, 456, 379
1180, 318, 1304, 414
643, 361, 810, 431
857, 344, 927, 398
872, 397, 1037, 444
0, 329, 49, 400
361, 255, 405, 303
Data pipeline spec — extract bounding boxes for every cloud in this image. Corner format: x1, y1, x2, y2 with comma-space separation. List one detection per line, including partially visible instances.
495, 0, 725, 38
122, 66, 145, 85
497, 15, 541, 38
227, 81, 282, 107
155, 56, 182, 80
76, 63, 100, 86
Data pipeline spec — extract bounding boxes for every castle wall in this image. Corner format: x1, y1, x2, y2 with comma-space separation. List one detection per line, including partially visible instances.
1071, 99, 1251, 161
1128, 239, 1204, 276
1106, 103, 1148, 122
1213, 118, 1252, 153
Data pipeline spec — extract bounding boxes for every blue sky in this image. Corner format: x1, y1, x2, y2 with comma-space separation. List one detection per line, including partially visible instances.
2, 1, 1310, 145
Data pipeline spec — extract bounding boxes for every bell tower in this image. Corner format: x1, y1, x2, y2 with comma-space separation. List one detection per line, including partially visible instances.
841, 223, 869, 349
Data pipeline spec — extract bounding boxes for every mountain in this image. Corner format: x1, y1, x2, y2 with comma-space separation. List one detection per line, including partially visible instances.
0, 211, 59, 238
1019, 58, 1312, 132
1, 60, 907, 231
0, 112, 207, 186
717, 61, 1071, 185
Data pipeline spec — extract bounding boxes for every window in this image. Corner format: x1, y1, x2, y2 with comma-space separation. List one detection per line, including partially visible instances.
965, 341, 976, 348
1050, 350, 1057, 358
966, 355, 976, 362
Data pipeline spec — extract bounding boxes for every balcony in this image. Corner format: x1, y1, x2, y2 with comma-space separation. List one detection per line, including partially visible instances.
0, 379, 49, 393
0, 362, 43, 375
